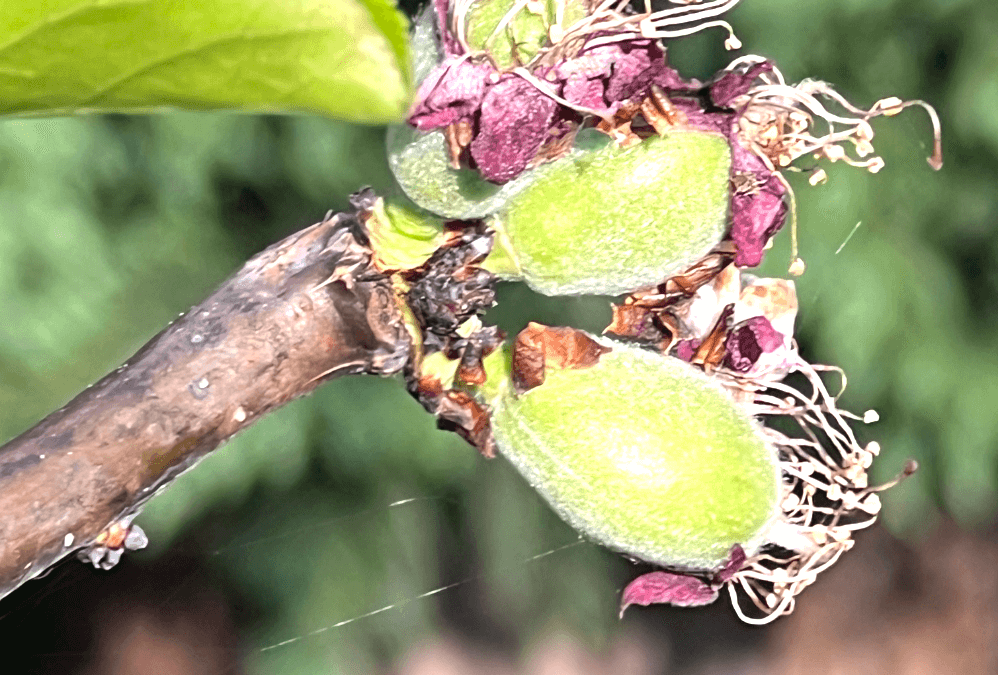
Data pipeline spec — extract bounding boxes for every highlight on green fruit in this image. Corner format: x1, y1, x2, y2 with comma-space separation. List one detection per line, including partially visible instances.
481, 324, 781, 570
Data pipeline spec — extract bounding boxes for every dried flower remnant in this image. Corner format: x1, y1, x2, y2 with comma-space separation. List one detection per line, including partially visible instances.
620, 545, 746, 615
397, 217, 507, 457
727, 56, 944, 174
408, 0, 748, 183
611, 263, 916, 624
719, 55, 943, 271
403, 0, 942, 278
78, 516, 148, 571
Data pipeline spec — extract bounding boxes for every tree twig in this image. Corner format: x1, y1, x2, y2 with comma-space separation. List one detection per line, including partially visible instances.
0, 201, 411, 601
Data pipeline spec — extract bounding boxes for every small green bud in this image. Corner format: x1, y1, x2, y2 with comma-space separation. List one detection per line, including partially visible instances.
464, 0, 587, 69
485, 325, 779, 570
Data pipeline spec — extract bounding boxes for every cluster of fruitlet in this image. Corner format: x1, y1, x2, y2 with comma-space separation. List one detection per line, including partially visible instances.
367, 0, 940, 623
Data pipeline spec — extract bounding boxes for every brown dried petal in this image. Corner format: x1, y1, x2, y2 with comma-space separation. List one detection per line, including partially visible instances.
664, 246, 736, 298
512, 323, 611, 394
437, 390, 496, 457
606, 304, 657, 340
692, 304, 734, 371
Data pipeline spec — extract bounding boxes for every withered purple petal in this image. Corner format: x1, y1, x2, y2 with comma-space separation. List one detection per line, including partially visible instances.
556, 46, 617, 81
715, 544, 747, 584
675, 339, 700, 362
471, 76, 558, 183
563, 75, 607, 110
603, 40, 700, 103
674, 101, 733, 136
730, 184, 787, 267
434, 0, 462, 56
620, 571, 719, 616
710, 61, 773, 108
408, 59, 493, 131
605, 44, 655, 102
729, 143, 788, 267
723, 316, 784, 372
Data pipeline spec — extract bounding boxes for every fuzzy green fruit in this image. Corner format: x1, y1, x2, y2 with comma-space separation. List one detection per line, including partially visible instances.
389, 129, 732, 296
486, 336, 780, 570
386, 5, 516, 220
490, 131, 731, 295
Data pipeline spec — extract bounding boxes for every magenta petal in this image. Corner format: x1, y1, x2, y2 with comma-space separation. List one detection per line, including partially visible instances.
723, 316, 785, 372
674, 339, 700, 362
674, 101, 733, 136
605, 47, 654, 102
715, 544, 747, 584
620, 571, 719, 616
730, 185, 788, 267
408, 59, 493, 131
563, 75, 606, 109
710, 61, 774, 108
653, 65, 701, 92
729, 143, 788, 267
556, 46, 617, 80
434, 0, 462, 56
471, 76, 558, 184
603, 42, 700, 103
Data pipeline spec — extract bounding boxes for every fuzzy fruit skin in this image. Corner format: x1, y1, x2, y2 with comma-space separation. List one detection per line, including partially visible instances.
388, 6, 513, 219
489, 339, 780, 570
497, 131, 731, 296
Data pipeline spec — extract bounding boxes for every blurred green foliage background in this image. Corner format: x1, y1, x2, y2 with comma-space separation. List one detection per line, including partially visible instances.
0, 0, 995, 672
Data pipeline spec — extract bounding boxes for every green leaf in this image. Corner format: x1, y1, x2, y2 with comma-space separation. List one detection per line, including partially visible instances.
0, 0, 411, 124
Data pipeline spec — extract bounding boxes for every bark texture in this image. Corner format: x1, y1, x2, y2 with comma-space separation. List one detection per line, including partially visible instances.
0, 207, 411, 601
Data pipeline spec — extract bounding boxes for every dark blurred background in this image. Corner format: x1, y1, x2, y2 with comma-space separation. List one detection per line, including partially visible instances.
1, 0, 996, 672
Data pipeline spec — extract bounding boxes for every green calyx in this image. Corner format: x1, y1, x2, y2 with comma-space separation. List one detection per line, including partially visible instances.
485, 335, 780, 570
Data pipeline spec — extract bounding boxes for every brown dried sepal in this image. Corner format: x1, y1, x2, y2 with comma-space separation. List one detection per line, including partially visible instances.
411, 374, 494, 457
691, 304, 734, 372
444, 120, 474, 170
641, 85, 688, 136
596, 100, 643, 147
438, 390, 496, 458
605, 304, 678, 352
605, 246, 736, 352
606, 304, 657, 340
511, 323, 611, 394
664, 243, 736, 297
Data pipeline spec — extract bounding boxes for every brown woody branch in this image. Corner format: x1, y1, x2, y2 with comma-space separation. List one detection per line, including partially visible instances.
0, 205, 411, 601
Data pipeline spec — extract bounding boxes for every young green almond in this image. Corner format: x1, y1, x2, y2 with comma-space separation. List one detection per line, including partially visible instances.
386, 127, 731, 296
486, 130, 731, 295
482, 325, 780, 571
